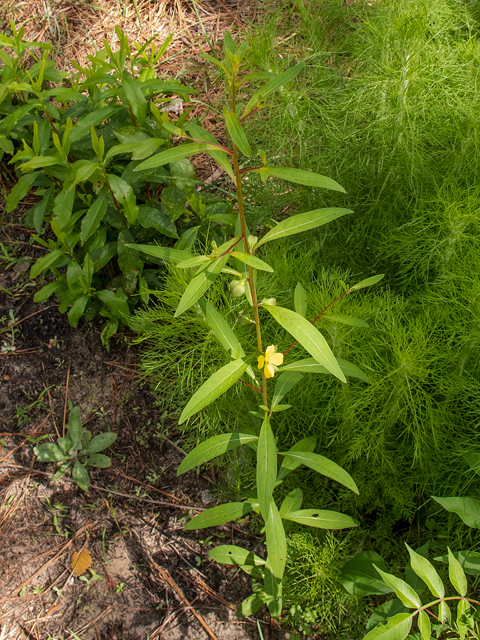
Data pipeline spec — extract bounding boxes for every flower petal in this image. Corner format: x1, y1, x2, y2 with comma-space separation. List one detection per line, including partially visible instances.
265, 345, 276, 358
265, 363, 275, 378
257, 355, 265, 370
270, 353, 284, 366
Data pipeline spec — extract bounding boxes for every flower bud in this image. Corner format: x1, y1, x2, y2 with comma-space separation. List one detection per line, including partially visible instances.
230, 279, 246, 297
238, 313, 255, 326
261, 297, 277, 306
247, 235, 258, 250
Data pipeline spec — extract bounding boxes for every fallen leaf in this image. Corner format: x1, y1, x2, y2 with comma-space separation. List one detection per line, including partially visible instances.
71, 549, 92, 576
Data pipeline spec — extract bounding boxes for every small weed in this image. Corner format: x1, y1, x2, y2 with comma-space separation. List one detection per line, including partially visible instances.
79, 569, 102, 591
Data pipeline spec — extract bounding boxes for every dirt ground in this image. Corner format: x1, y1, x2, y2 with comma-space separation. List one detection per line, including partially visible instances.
0, 258, 298, 639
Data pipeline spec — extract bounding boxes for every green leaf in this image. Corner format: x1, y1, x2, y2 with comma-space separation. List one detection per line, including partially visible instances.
366, 600, 407, 632
243, 62, 305, 118
405, 542, 430, 596
373, 566, 422, 608
255, 208, 352, 250
118, 229, 142, 275
257, 414, 277, 519
229, 251, 273, 272
198, 297, 243, 357
179, 358, 250, 424
432, 496, 480, 528
263, 305, 346, 382
134, 143, 222, 171
447, 547, 467, 596
30, 249, 64, 279
127, 243, 193, 264
19, 155, 61, 173
237, 592, 266, 617
279, 488, 303, 517
69, 106, 118, 143
72, 459, 90, 491
33, 280, 62, 303
84, 453, 111, 468
434, 550, 480, 576
405, 545, 444, 599
339, 551, 394, 597
363, 613, 413, 640
464, 451, 480, 475
272, 371, 303, 408
294, 282, 308, 317
122, 74, 147, 125
67, 406, 83, 449
418, 610, 431, 640
137, 205, 178, 238
176, 256, 211, 269
264, 499, 287, 615
280, 451, 358, 494
255, 166, 345, 193
277, 435, 317, 481
0, 134, 14, 155
66, 159, 98, 190
175, 255, 229, 317
108, 174, 138, 223
183, 502, 253, 530
322, 314, 369, 327
52, 188, 75, 228
208, 545, 265, 568
6, 172, 38, 213
439, 601, 451, 625
282, 508, 359, 529
177, 432, 258, 475
97, 289, 130, 319
68, 295, 89, 327
224, 109, 251, 157
186, 122, 234, 180
85, 432, 117, 454
34, 443, 69, 462
350, 274, 385, 291
281, 356, 372, 383
80, 195, 108, 244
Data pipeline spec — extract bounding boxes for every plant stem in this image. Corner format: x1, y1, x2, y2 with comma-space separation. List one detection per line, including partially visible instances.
231, 80, 267, 405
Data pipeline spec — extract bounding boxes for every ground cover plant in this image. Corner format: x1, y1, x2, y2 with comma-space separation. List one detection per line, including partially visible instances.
0, 23, 233, 346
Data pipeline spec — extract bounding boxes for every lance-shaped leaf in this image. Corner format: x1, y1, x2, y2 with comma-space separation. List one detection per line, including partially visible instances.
363, 613, 413, 640
69, 106, 118, 143
279, 451, 358, 494
175, 255, 229, 317
406, 544, 444, 599
7, 172, 39, 213
448, 547, 467, 596
179, 358, 250, 424
30, 249, 64, 279
237, 592, 266, 617
373, 566, 422, 609
434, 549, 480, 576
350, 274, 385, 291
264, 499, 287, 615
282, 509, 359, 529
183, 501, 253, 530
255, 208, 352, 251
251, 166, 345, 193
279, 488, 303, 517
294, 282, 308, 317
176, 256, 212, 269
85, 432, 117, 454
73, 460, 90, 491
230, 251, 273, 272
272, 371, 303, 408
186, 122, 234, 180
339, 551, 393, 597
281, 357, 372, 383
208, 545, 265, 569
134, 143, 221, 171
177, 432, 258, 475
322, 314, 369, 327
126, 243, 193, 264
80, 194, 108, 243
122, 74, 147, 125
432, 496, 480, 528
277, 435, 317, 481
418, 610, 431, 640
263, 304, 345, 382
257, 414, 277, 519
224, 109, 251, 157
243, 62, 305, 117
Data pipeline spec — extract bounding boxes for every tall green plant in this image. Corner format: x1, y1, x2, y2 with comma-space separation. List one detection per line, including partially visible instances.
131, 33, 383, 617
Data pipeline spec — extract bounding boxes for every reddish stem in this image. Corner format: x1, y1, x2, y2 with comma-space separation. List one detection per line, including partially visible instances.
218, 235, 244, 258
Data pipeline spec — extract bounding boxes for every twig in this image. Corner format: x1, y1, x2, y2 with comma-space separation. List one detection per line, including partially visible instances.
150, 557, 219, 640
62, 357, 71, 437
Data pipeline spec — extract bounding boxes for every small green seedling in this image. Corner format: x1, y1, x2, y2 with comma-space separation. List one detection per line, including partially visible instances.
34, 406, 117, 491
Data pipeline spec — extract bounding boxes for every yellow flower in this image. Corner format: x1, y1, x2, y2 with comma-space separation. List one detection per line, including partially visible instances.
257, 345, 284, 379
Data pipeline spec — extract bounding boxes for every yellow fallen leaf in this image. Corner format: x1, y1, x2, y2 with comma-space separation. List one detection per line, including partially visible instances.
71, 549, 92, 576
